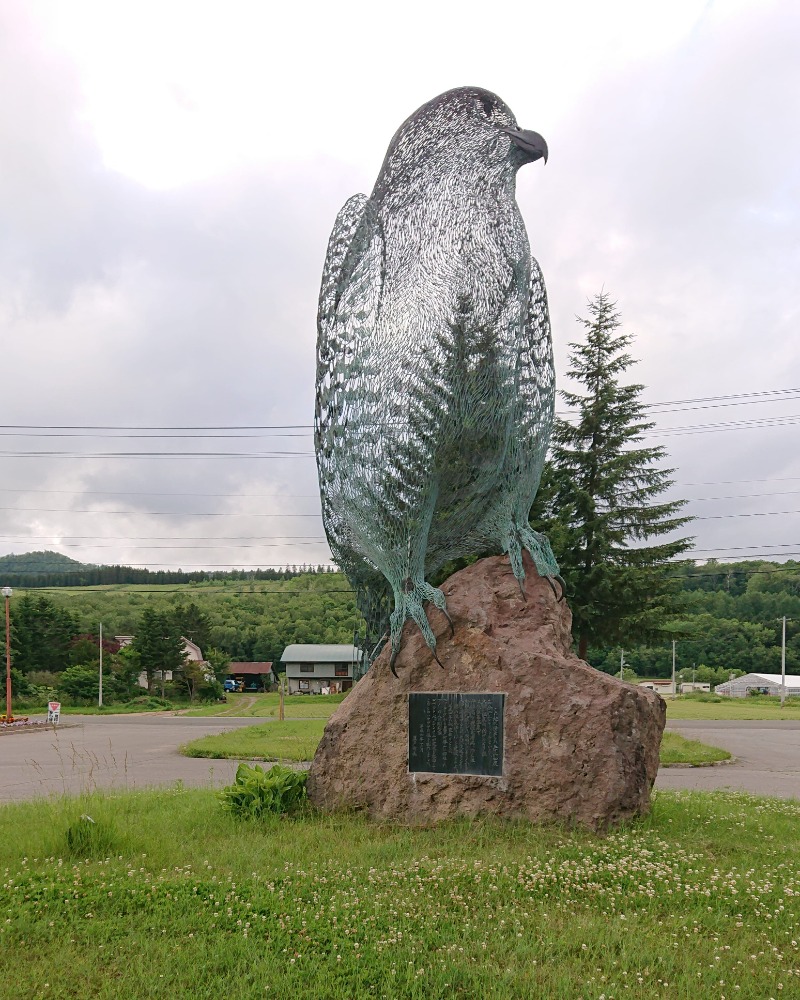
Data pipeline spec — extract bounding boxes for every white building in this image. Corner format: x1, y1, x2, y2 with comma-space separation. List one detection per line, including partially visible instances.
115, 635, 207, 690
638, 679, 676, 697
280, 643, 362, 694
714, 673, 800, 698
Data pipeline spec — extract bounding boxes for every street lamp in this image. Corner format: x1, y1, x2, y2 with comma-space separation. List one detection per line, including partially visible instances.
2, 587, 12, 723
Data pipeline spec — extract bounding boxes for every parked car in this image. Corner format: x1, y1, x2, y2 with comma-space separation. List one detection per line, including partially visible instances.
223, 679, 238, 692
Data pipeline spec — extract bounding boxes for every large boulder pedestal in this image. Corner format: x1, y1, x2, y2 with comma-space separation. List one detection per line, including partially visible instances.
308, 554, 665, 830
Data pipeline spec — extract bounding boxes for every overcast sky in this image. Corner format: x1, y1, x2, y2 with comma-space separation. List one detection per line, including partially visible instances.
0, 0, 798, 573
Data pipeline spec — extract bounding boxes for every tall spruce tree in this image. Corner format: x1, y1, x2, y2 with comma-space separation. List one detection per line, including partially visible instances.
132, 607, 187, 695
530, 292, 693, 659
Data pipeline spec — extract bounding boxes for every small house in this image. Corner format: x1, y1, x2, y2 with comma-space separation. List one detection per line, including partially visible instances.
116, 635, 209, 690
679, 682, 711, 694
280, 643, 362, 694
638, 679, 676, 697
227, 662, 274, 692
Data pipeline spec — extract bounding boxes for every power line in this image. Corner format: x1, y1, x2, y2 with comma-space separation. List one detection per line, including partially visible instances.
3, 389, 799, 433
693, 509, 800, 521
0, 432, 309, 439
678, 477, 800, 487
0, 534, 325, 541
39, 544, 326, 551
646, 414, 800, 438
0, 451, 314, 459
3, 481, 800, 504
25, 586, 349, 594
8, 562, 334, 569
0, 488, 320, 499
0, 416, 798, 454
679, 552, 800, 561
682, 490, 800, 503
0, 506, 321, 518
0, 424, 311, 431
643, 388, 800, 410
690, 543, 800, 553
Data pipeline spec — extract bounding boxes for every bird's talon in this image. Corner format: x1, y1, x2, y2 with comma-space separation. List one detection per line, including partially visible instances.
442, 609, 455, 638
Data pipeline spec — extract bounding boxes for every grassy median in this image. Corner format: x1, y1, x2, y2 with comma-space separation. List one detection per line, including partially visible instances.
181, 719, 729, 768
180, 718, 326, 762
181, 692, 347, 719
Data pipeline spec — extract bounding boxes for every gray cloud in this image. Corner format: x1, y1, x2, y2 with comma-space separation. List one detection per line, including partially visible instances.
0, 0, 797, 570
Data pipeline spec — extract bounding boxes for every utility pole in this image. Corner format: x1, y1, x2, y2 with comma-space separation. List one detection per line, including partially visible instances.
98, 623, 103, 709
779, 616, 788, 707
619, 649, 625, 681
2, 587, 12, 723
672, 640, 676, 695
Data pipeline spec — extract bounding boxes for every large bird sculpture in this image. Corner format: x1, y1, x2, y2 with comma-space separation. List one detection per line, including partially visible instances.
315, 86, 562, 673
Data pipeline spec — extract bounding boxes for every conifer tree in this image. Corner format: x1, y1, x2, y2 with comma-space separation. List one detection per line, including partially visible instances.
132, 607, 186, 695
530, 292, 693, 659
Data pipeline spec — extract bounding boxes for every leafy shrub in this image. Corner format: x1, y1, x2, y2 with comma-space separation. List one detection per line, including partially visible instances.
125, 695, 172, 710
220, 763, 308, 819
28, 671, 61, 688
57, 664, 99, 702
10, 667, 31, 697
64, 814, 118, 858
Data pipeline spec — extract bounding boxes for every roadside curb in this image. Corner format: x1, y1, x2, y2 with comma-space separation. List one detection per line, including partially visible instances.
661, 756, 736, 768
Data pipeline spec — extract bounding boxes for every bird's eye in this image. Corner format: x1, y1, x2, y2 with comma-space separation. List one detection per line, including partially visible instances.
482, 99, 494, 116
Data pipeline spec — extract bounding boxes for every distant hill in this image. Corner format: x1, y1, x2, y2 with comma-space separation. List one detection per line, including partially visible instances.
0, 550, 92, 574
0, 550, 333, 588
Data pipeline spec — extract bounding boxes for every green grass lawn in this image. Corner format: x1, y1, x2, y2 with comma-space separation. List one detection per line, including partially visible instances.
181, 719, 326, 762
667, 695, 800, 720
659, 730, 731, 765
182, 692, 346, 719
1, 787, 799, 998
181, 720, 728, 768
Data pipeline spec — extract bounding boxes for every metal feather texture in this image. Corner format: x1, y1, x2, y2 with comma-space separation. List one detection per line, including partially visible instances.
315, 86, 561, 673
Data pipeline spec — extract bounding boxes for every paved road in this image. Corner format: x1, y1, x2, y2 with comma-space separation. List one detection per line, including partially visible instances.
656, 720, 800, 798
2, 715, 800, 803
0, 714, 264, 802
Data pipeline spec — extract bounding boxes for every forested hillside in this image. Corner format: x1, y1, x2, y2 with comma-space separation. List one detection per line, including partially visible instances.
15, 572, 360, 667
4, 559, 799, 685
589, 560, 800, 683
0, 549, 332, 589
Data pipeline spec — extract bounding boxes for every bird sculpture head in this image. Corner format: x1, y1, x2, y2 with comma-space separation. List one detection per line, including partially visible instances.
375, 86, 548, 199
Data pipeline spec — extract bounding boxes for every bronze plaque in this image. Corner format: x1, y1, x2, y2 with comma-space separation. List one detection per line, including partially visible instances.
408, 692, 504, 776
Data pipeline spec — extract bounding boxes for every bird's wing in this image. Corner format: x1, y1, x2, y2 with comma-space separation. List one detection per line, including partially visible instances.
515, 253, 555, 498
315, 193, 386, 579
317, 194, 369, 335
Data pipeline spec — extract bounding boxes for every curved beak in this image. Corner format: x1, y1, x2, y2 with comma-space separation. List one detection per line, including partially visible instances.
504, 127, 548, 163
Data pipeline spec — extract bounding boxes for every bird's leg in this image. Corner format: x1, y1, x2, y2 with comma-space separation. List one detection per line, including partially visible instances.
503, 530, 527, 599
417, 581, 454, 638
386, 578, 450, 675
388, 602, 407, 678
503, 524, 565, 602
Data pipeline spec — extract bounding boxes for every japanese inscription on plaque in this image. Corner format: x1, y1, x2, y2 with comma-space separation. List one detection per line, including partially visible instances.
408, 692, 505, 776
